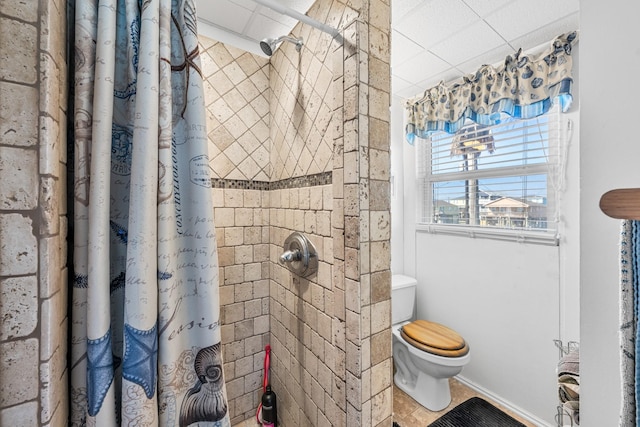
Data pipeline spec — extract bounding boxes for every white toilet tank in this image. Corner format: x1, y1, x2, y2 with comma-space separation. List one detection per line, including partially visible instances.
392, 274, 417, 325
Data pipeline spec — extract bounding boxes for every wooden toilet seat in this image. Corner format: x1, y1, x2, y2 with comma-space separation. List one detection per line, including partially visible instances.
401, 320, 469, 357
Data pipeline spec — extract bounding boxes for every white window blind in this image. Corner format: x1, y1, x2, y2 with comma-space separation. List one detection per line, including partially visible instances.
416, 105, 565, 244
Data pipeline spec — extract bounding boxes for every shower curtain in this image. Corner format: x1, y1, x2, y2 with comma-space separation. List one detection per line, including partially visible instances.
620, 220, 639, 426
70, 0, 230, 425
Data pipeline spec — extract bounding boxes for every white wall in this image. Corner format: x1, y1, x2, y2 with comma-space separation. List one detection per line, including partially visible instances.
580, 1, 640, 425
415, 233, 561, 425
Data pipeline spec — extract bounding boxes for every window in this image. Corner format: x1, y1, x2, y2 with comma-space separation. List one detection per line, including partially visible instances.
416, 105, 564, 242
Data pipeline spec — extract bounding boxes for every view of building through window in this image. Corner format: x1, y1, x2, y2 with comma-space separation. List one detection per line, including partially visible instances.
431, 175, 549, 228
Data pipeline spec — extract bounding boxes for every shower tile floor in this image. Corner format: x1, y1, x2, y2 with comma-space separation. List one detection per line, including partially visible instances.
393, 378, 537, 427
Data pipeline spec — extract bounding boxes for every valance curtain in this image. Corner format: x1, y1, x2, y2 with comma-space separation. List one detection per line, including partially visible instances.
70, 0, 230, 425
405, 31, 578, 144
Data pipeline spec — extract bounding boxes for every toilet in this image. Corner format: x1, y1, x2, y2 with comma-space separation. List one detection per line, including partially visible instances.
392, 274, 471, 411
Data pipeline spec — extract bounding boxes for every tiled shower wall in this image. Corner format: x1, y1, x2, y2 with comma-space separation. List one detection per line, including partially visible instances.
203, 0, 391, 425
200, 38, 274, 423
202, 36, 271, 183
266, 0, 346, 424
213, 184, 271, 424
0, 0, 69, 426
271, 0, 392, 426
268, 0, 392, 426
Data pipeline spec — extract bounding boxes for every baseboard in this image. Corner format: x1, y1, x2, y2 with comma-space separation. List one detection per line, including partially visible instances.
454, 375, 556, 427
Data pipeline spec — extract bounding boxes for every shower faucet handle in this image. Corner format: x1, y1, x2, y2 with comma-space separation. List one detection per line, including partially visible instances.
279, 249, 301, 264
278, 232, 318, 277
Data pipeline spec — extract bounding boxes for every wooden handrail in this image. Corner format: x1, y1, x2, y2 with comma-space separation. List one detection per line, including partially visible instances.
600, 188, 640, 220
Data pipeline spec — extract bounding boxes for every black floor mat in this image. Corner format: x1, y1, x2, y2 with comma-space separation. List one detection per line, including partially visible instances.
427, 397, 526, 427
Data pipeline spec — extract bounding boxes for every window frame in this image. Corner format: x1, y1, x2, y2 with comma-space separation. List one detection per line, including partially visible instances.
415, 108, 562, 246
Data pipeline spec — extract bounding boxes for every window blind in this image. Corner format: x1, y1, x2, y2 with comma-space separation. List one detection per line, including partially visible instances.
416, 105, 563, 239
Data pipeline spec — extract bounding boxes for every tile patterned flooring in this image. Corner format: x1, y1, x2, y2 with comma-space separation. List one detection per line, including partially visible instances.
393, 379, 538, 427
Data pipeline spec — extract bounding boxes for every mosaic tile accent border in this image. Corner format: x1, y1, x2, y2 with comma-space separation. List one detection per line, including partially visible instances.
269, 171, 332, 189
211, 178, 271, 190
211, 171, 332, 190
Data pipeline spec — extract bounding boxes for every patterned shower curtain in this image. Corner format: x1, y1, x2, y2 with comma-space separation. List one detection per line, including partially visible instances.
70, 0, 230, 425
620, 220, 639, 426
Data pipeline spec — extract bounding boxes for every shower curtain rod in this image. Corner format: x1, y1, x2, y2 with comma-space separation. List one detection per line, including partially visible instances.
252, 0, 341, 39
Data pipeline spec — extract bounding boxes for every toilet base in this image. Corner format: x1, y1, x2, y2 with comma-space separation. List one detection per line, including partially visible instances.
394, 370, 452, 412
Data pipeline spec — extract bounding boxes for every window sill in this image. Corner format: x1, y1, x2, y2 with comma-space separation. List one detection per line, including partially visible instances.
415, 223, 559, 246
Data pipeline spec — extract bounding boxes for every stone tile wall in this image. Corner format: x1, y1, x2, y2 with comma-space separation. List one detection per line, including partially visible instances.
0, 0, 69, 425
266, 0, 392, 426
201, 37, 271, 182
269, 183, 337, 426
204, 0, 391, 425
268, 2, 336, 182
212, 185, 272, 424
340, 2, 393, 424
200, 38, 274, 424
265, 1, 348, 425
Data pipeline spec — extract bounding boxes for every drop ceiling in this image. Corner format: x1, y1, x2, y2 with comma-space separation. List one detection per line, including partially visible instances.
196, 0, 579, 99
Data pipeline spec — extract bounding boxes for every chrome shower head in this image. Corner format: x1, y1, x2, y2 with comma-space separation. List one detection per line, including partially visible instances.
259, 35, 304, 56
259, 38, 276, 56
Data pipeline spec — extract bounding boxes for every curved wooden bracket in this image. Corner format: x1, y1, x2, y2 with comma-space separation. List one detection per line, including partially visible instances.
600, 188, 640, 220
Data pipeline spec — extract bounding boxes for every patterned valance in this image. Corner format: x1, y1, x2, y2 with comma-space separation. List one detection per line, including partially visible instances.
405, 31, 578, 144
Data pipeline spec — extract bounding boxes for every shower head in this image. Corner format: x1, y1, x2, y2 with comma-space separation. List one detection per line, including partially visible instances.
259, 35, 304, 56
259, 39, 276, 56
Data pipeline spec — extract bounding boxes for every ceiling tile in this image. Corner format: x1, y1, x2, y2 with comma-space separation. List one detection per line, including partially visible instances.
391, 75, 414, 94
198, 0, 253, 34
508, 12, 579, 53
395, 84, 426, 100
228, 0, 257, 11
245, 14, 293, 42
396, 0, 478, 49
485, 0, 579, 42
278, 0, 316, 11
454, 43, 515, 75
429, 21, 505, 66
415, 68, 466, 92
462, 0, 513, 17
257, 4, 299, 28
391, 30, 424, 65
391, 0, 423, 26
392, 50, 451, 87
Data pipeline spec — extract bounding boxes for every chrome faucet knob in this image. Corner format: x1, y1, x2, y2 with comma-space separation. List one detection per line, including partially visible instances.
278, 232, 318, 277
279, 249, 301, 264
